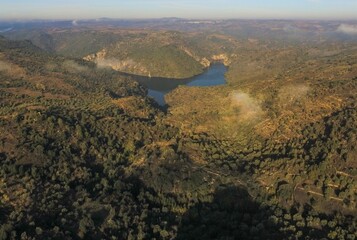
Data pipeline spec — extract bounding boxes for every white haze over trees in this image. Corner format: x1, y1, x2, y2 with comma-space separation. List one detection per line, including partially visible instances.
337, 24, 357, 35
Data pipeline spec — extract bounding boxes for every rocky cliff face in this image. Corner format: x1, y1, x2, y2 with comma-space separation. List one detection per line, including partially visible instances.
179, 46, 211, 68
84, 50, 150, 75
211, 54, 232, 66
83, 49, 107, 62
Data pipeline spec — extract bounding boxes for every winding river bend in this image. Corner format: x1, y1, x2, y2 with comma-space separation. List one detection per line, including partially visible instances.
137, 62, 227, 106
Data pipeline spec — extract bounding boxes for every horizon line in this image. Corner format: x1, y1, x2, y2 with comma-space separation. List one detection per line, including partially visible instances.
1, 17, 357, 22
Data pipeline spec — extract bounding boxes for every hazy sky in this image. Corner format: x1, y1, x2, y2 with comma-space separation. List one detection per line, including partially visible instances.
0, 0, 356, 20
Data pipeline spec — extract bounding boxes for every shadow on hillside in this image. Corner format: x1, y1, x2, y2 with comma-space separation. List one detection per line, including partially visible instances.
176, 185, 282, 240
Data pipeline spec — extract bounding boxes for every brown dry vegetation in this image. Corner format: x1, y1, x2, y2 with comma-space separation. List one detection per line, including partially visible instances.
167, 42, 357, 142
0, 26, 356, 239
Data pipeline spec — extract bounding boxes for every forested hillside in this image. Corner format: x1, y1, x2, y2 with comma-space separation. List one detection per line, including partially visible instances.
4, 29, 236, 79
0, 24, 356, 240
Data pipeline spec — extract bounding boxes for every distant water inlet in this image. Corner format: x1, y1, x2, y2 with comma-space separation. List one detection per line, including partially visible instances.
136, 62, 227, 106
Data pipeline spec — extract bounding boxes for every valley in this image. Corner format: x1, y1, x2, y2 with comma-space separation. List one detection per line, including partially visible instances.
0, 19, 356, 239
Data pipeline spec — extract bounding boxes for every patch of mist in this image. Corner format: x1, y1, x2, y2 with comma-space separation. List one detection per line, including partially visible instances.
96, 58, 122, 69
62, 60, 89, 73
278, 84, 310, 104
72, 20, 79, 26
283, 25, 301, 33
231, 91, 263, 120
337, 24, 357, 35
0, 27, 13, 33
96, 58, 144, 72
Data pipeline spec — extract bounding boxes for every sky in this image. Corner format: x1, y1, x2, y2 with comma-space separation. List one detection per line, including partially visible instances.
0, 0, 356, 20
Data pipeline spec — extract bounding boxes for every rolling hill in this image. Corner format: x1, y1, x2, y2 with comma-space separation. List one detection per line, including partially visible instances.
0, 20, 356, 240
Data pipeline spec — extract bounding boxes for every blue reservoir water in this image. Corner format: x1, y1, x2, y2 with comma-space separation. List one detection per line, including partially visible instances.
137, 62, 227, 106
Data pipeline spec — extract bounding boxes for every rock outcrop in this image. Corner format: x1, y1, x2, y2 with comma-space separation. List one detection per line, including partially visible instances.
211, 54, 231, 66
